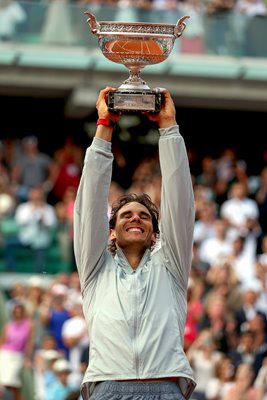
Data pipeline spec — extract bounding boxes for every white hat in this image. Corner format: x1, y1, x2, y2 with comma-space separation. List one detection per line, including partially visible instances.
51, 283, 68, 296
28, 275, 43, 288
43, 349, 61, 361
53, 358, 72, 373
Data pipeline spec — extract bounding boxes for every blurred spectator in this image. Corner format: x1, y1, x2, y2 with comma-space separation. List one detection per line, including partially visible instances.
195, 156, 217, 190
54, 186, 77, 271
4, 186, 57, 273
11, 135, 55, 203
42, 0, 76, 45
248, 312, 267, 375
205, 355, 235, 400
193, 200, 218, 244
194, 184, 214, 217
34, 348, 62, 400
204, 262, 242, 315
234, 283, 264, 334
5, 282, 27, 318
24, 276, 47, 350
0, 137, 22, 176
255, 166, 267, 235
254, 356, 267, 399
184, 278, 205, 351
228, 329, 258, 372
179, 0, 205, 54
187, 328, 222, 400
220, 182, 260, 235
0, 175, 16, 219
66, 272, 82, 308
198, 218, 233, 267
258, 235, 267, 267
0, 302, 34, 400
223, 362, 263, 400
254, 261, 267, 318
199, 294, 236, 353
235, 0, 267, 16
225, 235, 258, 285
204, 0, 235, 55
228, 312, 267, 378
62, 301, 89, 387
40, 284, 70, 357
46, 358, 78, 400
116, 0, 140, 21
49, 136, 84, 204
0, 0, 26, 41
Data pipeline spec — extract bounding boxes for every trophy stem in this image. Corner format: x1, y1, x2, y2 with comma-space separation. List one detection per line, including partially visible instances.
119, 67, 150, 91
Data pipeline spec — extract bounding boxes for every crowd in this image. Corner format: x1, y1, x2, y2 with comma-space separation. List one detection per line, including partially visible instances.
0, 0, 267, 56
0, 116, 266, 400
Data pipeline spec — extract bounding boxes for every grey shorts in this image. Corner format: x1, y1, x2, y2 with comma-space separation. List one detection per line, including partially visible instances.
85, 381, 186, 400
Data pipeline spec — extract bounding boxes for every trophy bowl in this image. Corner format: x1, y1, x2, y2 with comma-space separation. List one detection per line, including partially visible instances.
85, 12, 190, 112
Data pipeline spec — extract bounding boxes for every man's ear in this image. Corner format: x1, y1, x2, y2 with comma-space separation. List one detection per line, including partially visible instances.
151, 232, 157, 246
110, 229, 116, 241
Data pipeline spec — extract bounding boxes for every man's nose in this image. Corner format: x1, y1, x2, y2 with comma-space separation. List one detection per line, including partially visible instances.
130, 213, 141, 222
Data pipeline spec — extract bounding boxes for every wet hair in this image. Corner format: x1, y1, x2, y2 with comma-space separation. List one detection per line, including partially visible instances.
108, 193, 160, 255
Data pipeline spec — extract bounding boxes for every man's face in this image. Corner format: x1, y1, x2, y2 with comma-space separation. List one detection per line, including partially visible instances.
110, 201, 156, 252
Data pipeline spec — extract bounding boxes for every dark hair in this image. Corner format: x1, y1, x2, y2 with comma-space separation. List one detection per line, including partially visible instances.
108, 193, 160, 255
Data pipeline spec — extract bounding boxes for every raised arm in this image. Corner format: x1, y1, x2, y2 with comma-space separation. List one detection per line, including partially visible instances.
73, 87, 120, 289
148, 89, 195, 288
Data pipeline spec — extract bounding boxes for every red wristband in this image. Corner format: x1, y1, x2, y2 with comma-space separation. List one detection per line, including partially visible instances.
97, 118, 115, 127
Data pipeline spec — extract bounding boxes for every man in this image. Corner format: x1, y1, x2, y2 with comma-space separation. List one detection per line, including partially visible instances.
73, 87, 196, 400
4, 185, 57, 272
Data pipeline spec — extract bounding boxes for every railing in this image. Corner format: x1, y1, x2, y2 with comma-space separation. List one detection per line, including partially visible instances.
1, 1, 267, 58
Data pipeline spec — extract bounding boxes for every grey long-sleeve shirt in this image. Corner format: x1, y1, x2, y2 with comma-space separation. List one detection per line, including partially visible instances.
74, 125, 196, 399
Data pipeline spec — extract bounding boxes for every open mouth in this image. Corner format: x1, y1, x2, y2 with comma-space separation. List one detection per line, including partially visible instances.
126, 227, 144, 233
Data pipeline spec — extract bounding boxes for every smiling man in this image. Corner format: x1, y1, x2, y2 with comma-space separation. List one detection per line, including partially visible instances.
73, 87, 196, 400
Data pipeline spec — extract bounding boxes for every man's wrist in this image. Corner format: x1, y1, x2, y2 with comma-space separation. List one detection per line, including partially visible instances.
97, 118, 115, 127
158, 119, 177, 129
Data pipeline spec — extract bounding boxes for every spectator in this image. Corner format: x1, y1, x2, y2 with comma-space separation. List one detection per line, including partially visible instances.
42, 0, 76, 45
223, 362, 263, 400
220, 181, 260, 236
11, 135, 55, 203
205, 355, 235, 400
0, 302, 34, 400
46, 358, 78, 400
198, 294, 235, 353
187, 329, 222, 400
49, 136, 84, 204
234, 283, 263, 334
0, 0, 26, 42
198, 218, 233, 267
193, 199, 218, 244
255, 166, 267, 235
4, 186, 57, 273
34, 348, 62, 400
54, 186, 77, 271
62, 301, 89, 387
40, 284, 70, 357
254, 356, 267, 400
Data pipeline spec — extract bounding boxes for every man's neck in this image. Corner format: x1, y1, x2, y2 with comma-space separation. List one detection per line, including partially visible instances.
121, 247, 147, 270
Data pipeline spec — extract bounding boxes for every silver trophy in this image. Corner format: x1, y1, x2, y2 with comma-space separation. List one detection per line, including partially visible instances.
85, 12, 189, 113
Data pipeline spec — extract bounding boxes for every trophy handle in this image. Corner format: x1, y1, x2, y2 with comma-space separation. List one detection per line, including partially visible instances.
84, 11, 100, 35
174, 15, 190, 38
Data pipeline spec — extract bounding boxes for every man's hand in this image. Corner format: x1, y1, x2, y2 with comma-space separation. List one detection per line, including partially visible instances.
96, 86, 121, 123
146, 88, 177, 129
95, 87, 122, 141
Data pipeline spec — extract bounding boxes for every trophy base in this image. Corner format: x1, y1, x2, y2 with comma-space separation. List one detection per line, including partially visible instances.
108, 90, 161, 113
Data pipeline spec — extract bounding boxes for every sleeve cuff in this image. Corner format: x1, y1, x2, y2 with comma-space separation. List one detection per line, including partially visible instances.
92, 137, 112, 152
159, 125, 181, 137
